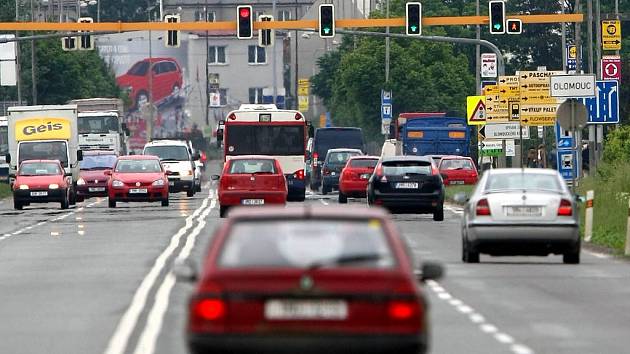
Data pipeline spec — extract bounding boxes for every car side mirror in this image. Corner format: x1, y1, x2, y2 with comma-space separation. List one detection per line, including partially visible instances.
211, 174, 220, 181
5, 153, 10, 164
417, 261, 444, 282
453, 192, 469, 204
172, 259, 198, 283
104, 170, 112, 176
77, 150, 83, 161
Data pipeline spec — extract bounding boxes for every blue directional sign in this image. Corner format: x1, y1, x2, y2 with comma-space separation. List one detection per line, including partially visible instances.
566, 45, 577, 71
381, 90, 392, 121
557, 150, 579, 182
555, 122, 574, 149
581, 80, 619, 124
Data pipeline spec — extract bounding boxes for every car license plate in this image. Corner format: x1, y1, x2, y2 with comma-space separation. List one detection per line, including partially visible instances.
449, 180, 465, 185
264, 300, 348, 320
360, 173, 370, 179
241, 199, 264, 205
88, 187, 105, 192
395, 182, 418, 189
129, 188, 148, 194
30, 191, 48, 197
169, 181, 175, 186
506, 206, 542, 217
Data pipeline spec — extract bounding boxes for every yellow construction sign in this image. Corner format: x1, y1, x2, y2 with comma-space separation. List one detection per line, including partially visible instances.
602, 20, 621, 51
466, 96, 486, 125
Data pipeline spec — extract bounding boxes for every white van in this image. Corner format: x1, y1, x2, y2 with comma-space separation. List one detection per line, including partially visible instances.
143, 140, 196, 197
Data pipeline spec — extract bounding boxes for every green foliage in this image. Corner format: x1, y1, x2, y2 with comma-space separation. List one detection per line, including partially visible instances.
0, 183, 10, 199
601, 125, 630, 165
445, 184, 475, 205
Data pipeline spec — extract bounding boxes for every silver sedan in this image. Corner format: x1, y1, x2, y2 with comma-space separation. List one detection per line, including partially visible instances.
459, 168, 580, 264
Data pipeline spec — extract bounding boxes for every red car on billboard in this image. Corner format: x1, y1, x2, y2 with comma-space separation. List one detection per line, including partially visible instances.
116, 57, 183, 109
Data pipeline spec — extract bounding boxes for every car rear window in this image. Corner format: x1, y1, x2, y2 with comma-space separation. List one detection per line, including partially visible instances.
327, 151, 361, 164
218, 219, 395, 269
486, 173, 562, 191
440, 159, 474, 170
229, 159, 276, 174
382, 160, 432, 176
350, 159, 378, 168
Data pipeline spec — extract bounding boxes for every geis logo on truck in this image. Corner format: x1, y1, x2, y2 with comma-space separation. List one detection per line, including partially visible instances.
15, 118, 72, 141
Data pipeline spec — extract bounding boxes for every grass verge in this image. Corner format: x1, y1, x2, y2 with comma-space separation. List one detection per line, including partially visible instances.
0, 183, 11, 199
578, 162, 630, 254
445, 184, 475, 206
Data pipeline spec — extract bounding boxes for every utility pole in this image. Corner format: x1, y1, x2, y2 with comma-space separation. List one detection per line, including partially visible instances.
30, 0, 37, 105
204, 0, 209, 126
148, 30, 153, 140
587, 0, 593, 74
384, 0, 390, 83
475, 0, 480, 95
595, 0, 603, 165
294, 0, 299, 111
15, 0, 23, 104
272, 0, 277, 104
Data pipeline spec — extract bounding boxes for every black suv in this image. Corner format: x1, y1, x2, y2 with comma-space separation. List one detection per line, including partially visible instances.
308, 127, 364, 191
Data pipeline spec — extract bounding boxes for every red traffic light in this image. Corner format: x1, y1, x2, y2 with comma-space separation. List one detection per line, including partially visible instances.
240, 8, 250, 18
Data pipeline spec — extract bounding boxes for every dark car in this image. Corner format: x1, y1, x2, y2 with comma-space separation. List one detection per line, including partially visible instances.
320, 148, 363, 195
76, 150, 118, 202
181, 205, 443, 354
367, 156, 445, 221
308, 128, 364, 191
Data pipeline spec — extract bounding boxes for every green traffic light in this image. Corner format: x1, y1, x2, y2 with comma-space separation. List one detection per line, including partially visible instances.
493, 23, 502, 30
323, 28, 331, 34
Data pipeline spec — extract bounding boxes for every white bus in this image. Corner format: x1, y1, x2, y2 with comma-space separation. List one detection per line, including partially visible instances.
221, 105, 307, 201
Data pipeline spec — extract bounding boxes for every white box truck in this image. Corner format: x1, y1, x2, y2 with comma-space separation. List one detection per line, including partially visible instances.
5, 105, 83, 204
68, 98, 128, 155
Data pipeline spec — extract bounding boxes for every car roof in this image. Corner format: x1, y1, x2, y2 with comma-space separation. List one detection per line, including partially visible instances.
227, 155, 278, 161
485, 168, 560, 176
117, 155, 160, 160
144, 140, 189, 147
327, 148, 362, 154
83, 150, 117, 156
348, 155, 379, 160
20, 159, 61, 164
227, 205, 390, 220
440, 155, 473, 160
381, 155, 433, 162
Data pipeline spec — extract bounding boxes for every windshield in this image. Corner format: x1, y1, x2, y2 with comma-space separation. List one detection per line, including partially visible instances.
382, 160, 432, 176
19, 141, 68, 167
115, 159, 162, 173
440, 159, 475, 170
314, 129, 363, 157
80, 154, 118, 170
218, 220, 395, 269
127, 61, 149, 76
327, 151, 361, 165
144, 146, 190, 161
486, 173, 562, 191
229, 159, 277, 174
0, 126, 7, 156
350, 159, 378, 168
78, 115, 120, 134
18, 162, 62, 176
225, 125, 305, 156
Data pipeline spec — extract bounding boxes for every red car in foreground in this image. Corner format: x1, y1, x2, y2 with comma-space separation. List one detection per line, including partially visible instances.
179, 205, 443, 354
12, 160, 70, 210
76, 150, 118, 202
338, 156, 379, 203
438, 156, 478, 185
106, 155, 169, 208
214, 156, 287, 218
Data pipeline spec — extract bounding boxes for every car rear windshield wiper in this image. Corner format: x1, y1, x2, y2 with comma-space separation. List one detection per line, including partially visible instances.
307, 254, 383, 271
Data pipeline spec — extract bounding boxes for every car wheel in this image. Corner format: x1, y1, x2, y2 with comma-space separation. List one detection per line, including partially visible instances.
433, 204, 444, 221
338, 192, 347, 204
195, 183, 202, 192
219, 205, 228, 218
13, 199, 22, 210
187, 189, 194, 198
161, 198, 169, 207
69, 189, 76, 205
108, 199, 116, 208
462, 238, 480, 263
563, 247, 580, 264
322, 185, 329, 195
60, 192, 69, 209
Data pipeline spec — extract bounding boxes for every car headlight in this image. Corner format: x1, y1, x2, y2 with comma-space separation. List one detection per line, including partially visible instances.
112, 180, 124, 188
19, 184, 29, 190
77, 178, 86, 186
48, 184, 59, 190
152, 179, 165, 186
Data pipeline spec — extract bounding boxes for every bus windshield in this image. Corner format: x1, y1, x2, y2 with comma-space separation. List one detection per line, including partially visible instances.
226, 125, 305, 156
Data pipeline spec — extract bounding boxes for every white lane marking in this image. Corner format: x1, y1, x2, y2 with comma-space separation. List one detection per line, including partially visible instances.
426, 280, 535, 354
78, 230, 85, 236
132, 198, 216, 354
50, 232, 60, 236
319, 199, 329, 206
445, 206, 464, 215
103, 191, 213, 354
584, 250, 610, 259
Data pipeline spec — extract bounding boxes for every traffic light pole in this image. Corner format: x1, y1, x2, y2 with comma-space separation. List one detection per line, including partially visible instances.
333, 29, 505, 76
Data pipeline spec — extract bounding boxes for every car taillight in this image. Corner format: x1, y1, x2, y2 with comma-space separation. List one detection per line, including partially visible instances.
193, 298, 226, 321
388, 301, 419, 320
431, 165, 440, 175
476, 198, 491, 216
374, 164, 383, 177
313, 153, 319, 166
558, 199, 573, 216
293, 169, 305, 180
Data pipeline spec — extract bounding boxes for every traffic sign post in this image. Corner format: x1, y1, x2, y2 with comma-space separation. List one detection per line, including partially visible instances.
381, 89, 392, 135
550, 74, 596, 98
581, 80, 619, 124
481, 53, 497, 78
466, 95, 486, 125
566, 45, 577, 71
601, 56, 621, 82
602, 20, 621, 51
519, 70, 563, 126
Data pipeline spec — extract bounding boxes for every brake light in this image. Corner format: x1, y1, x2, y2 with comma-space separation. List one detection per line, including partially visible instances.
374, 164, 383, 177
193, 298, 226, 321
313, 152, 319, 166
293, 169, 305, 180
431, 165, 439, 175
476, 198, 491, 216
388, 301, 419, 320
558, 199, 573, 216
228, 113, 236, 120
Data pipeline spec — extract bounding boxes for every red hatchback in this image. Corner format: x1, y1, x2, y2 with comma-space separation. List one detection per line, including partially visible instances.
214, 156, 287, 218
438, 156, 478, 185
338, 156, 379, 203
76, 150, 118, 202
106, 155, 169, 208
12, 160, 70, 210
180, 206, 443, 354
